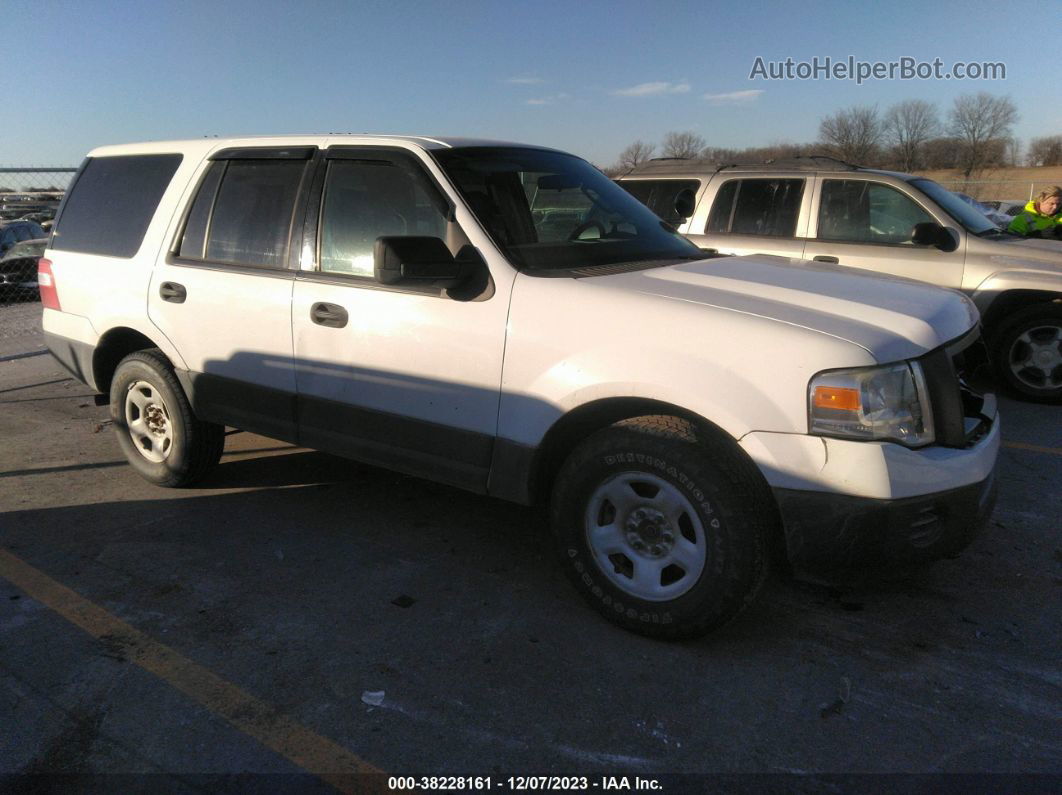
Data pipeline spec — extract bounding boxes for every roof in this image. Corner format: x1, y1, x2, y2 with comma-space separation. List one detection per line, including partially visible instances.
86, 134, 566, 159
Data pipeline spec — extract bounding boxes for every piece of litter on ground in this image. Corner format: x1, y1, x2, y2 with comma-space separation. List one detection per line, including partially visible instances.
274, 548, 284, 561
361, 690, 385, 707
391, 595, 416, 608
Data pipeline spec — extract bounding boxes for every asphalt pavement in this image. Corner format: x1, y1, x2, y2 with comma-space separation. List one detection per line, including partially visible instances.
1, 308, 1060, 790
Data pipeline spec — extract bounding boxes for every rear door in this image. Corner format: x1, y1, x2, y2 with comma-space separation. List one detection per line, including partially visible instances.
148, 146, 317, 441
289, 145, 511, 492
684, 175, 810, 258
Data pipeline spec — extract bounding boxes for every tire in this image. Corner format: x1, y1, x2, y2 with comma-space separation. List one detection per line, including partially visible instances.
550, 415, 774, 640
990, 303, 1062, 403
109, 349, 226, 487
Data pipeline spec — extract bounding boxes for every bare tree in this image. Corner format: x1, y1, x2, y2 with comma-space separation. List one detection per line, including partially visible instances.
660, 131, 706, 159
1027, 135, 1062, 167
948, 92, 1018, 178
882, 100, 939, 171
818, 105, 882, 164
615, 140, 656, 171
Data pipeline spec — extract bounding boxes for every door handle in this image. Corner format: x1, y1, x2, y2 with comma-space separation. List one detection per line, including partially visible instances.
310, 302, 348, 328
812, 255, 839, 264
159, 282, 187, 303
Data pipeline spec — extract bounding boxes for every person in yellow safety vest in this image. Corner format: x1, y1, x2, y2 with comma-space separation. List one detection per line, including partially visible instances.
1008, 186, 1062, 238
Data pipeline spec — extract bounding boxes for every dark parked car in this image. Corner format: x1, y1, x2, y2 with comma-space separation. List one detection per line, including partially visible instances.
0, 220, 46, 255
0, 237, 46, 299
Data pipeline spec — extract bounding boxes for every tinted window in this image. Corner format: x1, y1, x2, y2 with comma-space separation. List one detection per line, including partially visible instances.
705, 178, 803, 237
319, 158, 448, 277
819, 180, 934, 244
202, 160, 306, 268
51, 154, 182, 258
178, 162, 224, 260
705, 180, 739, 233
618, 179, 700, 225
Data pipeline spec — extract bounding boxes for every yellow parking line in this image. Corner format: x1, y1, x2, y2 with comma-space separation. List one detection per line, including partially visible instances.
0, 547, 384, 791
1003, 441, 1062, 457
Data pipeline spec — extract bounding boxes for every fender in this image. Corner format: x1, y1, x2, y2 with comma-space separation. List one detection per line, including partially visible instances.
971, 269, 1062, 316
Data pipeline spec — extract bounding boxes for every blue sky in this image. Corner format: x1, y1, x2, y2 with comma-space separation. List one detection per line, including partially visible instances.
7, 0, 1059, 167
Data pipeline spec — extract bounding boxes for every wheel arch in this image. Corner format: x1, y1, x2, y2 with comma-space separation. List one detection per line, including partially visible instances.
978, 289, 1062, 339
525, 397, 756, 507
92, 327, 171, 395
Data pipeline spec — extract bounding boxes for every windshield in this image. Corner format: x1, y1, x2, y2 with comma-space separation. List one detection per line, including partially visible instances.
910, 178, 998, 235
432, 147, 701, 272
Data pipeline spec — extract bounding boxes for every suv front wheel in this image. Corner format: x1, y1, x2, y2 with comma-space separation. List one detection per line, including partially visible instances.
992, 303, 1062, 403
110, 349, 226, 486
550, 415, 773, 639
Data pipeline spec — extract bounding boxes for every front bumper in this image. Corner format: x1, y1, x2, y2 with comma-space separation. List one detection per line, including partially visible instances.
775, 463, 998, 572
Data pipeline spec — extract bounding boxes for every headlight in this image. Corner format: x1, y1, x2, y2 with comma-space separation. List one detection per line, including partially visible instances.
808, 361, 934, 448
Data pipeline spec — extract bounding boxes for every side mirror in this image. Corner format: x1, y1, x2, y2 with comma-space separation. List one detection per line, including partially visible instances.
911, 222, 958, 252
373, 236, 468, 288
673, 188, 696, 220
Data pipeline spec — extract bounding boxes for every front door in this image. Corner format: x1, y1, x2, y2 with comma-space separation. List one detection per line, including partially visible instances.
290, 146, 511, 492
801, 177, 965, 288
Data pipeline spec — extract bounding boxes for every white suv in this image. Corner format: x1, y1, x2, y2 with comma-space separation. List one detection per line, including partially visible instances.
40, 136, 999, 638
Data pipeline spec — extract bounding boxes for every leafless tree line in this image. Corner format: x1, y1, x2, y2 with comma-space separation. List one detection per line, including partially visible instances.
606, 92, 1051, 177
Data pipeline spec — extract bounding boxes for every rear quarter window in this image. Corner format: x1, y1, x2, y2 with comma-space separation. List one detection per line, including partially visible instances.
619, 179, 700, 224
51, 154, 183, 258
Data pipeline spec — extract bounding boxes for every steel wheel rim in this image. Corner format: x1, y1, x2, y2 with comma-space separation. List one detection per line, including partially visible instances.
584, 471, 708, 602
1008, 323, 1062, 391
125, 380, 173, 463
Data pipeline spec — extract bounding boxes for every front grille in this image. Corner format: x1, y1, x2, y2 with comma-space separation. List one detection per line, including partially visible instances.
921, 328, 995, 449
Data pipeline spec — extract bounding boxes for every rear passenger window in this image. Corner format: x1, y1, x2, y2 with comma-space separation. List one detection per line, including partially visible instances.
195, 160, 306, 268
51, 154, 182, 258
706, 180, 739, 233
705, 179, 804, 237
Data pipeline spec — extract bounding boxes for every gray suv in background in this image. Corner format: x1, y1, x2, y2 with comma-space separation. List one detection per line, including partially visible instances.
618, 157, 1062, 403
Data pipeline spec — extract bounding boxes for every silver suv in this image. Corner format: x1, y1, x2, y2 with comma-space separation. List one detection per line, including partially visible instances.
618, 157, 1062, 402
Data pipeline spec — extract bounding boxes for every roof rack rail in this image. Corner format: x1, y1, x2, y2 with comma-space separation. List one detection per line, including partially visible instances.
619, 154, 865, 178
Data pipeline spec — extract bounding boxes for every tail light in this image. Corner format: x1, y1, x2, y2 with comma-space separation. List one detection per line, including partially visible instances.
38, 258, 61, 310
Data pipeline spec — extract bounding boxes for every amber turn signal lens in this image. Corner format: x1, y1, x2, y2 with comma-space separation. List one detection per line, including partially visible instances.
813, 386, 860, 411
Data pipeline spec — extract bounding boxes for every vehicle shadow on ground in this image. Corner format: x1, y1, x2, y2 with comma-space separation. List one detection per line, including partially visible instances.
0, 440, 1022, 654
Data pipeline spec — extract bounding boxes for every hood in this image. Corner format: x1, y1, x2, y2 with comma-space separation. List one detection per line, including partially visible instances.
601, 255, 979, 363
998, 235, 1062, 264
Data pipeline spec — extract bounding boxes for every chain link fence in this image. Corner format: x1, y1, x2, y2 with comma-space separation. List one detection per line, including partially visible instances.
0, 168, 76, 356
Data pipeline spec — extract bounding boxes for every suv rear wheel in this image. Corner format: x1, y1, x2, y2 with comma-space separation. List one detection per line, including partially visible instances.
992, 303, 1062, 403
550, 415, 773, 639
110, 349, 225, 486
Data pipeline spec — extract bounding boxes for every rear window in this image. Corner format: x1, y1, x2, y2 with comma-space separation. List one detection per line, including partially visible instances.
51, 154, 182, 258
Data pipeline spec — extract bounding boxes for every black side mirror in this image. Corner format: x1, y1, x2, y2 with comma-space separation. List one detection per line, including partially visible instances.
673, 188, 696, 220
373, 236, 469, 288
911, 222, 958, 252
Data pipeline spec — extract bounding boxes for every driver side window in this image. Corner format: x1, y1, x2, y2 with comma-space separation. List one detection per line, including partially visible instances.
818, 180, 934, 245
